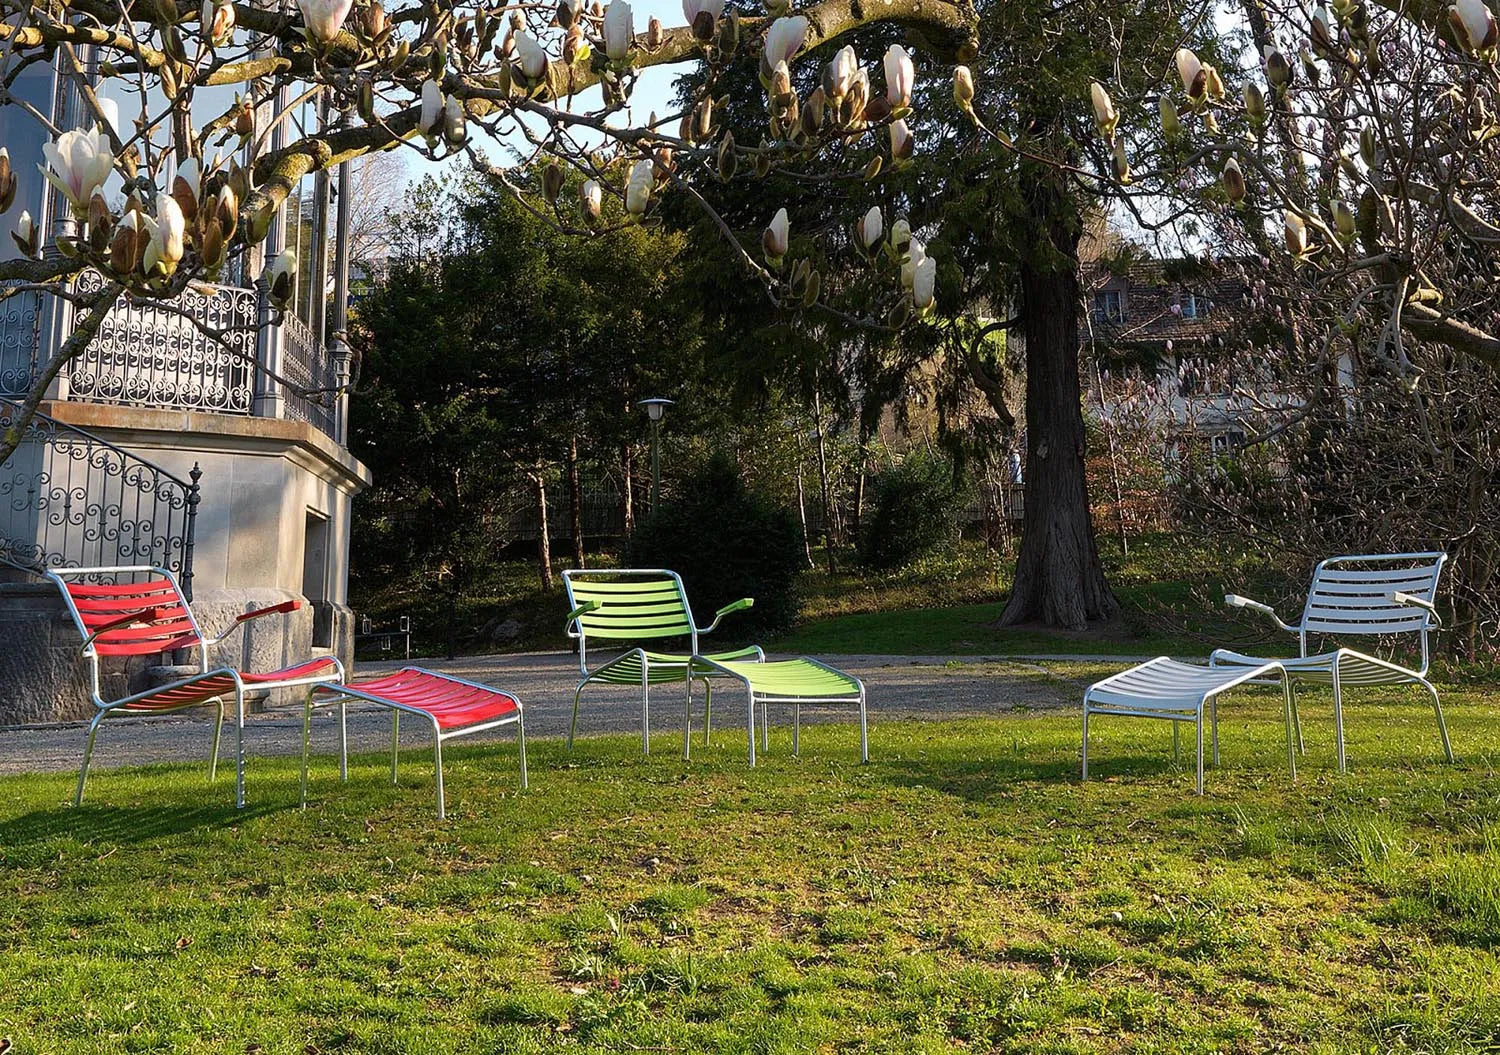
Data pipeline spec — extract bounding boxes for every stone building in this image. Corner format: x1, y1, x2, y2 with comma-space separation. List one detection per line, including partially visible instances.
0, 67, 371, 723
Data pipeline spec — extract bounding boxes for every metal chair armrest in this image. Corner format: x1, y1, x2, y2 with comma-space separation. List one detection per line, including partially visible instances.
1224, 594, 1299, 634
80, 606, 163, 653
701, 597, 754, 634
1390, 591, 1442, 629
202, 600, 304, 646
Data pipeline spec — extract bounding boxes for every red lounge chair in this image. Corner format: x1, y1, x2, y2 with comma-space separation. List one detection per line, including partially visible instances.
302, 667, 527, 818
47, 566, 343, 807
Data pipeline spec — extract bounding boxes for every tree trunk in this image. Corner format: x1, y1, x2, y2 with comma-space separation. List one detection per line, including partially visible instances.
533, 470, 554, 591
796, 448, 815, 569
568, 433, 585, 569
812, 392, 837, 574
622, 439, 635, 536
998, 171, 1119, 630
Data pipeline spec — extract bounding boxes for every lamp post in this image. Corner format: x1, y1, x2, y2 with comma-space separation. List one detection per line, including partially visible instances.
637, 398, 673, 514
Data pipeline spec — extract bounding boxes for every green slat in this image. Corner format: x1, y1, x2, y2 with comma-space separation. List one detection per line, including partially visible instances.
569, 579, 682, 594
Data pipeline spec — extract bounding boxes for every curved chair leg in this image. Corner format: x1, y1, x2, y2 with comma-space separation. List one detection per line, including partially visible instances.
761, 702, 769, 753
1331, 660, 1347, 773
337, 699, 349, 782
703, 681, 712, 746
746, 688, 756, 767
75, 711, 107, 806
234, 688, 247, 809
682, 676, 693, 762
568, 683, 586, 751
517, 709, 529, 790
858, 689, 869, 764
1289, 682, 1305, 754
432, 719, 446, 819
1423, 680, 1455, 762
1172, 722, 1181, 762
1211, 694, 1220, 768
1280, 670, 1297, 781
209, 697, 225, 782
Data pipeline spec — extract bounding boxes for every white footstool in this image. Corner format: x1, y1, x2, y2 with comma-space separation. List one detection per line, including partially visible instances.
1082, 657, 1296, 794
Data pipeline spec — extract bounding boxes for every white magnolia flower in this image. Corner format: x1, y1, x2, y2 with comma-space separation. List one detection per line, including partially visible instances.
625, 159, 654, 215
296, 0, 353, 43
825, 45, 858, 100
1090, 82, 1117, 138
683, 0, 722, 40
266, 247, 297, 307
144, 192, 186, 275
12, 210, 38, 258
913, 255, 937, 311
603, 1, 633, 61
1175, 47, 1204, 98
581, 179, 602, 220
202, 0, 235, 47
883, 45, 914, 108
41, 126, 114, 216
857, 205, 882, 250
901, 237, 925, 289
1284, 209, 1308, 255
953, 65, 974, 110
421, 79, 445, 140
764, 15, 808, 67
94, 93, 120, 137
1222, 156, 1246, 203
1450, 0, 1499, 51
515, 31, 548, 80
443, 95, 467, 146
763, 207, 789, 266
888, 119, 913, 161
890, 217, 911, 252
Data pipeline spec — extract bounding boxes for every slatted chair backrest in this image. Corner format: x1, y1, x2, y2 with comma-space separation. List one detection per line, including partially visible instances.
1299, 552, 1447, 662
563, 570, 697, 669
48, 567, 205, 661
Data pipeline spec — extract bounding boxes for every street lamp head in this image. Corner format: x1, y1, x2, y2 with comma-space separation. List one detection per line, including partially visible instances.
637, 397, 674, 423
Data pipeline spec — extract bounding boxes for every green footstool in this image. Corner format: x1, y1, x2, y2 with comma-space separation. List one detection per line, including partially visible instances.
688, 656, 867, 766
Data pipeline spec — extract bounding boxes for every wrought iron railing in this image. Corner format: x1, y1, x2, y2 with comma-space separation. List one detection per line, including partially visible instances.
68, 270, 259, 415
0, 399, 200, 595
280, 312, 339, 439
0, 284, 43, 397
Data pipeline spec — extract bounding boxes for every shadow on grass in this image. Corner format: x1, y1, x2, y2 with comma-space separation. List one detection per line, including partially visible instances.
0, 799, 280, 852
868, 751, 1188, 803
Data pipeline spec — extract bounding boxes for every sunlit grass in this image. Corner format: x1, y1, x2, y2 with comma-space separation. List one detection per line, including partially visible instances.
2, 681, 1499, 1052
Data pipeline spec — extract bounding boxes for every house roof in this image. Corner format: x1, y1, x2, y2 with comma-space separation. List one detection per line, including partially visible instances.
1081, 258, 1251, 348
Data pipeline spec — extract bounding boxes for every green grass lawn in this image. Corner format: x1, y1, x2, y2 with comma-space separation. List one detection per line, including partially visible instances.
3, 684, 1499, 1052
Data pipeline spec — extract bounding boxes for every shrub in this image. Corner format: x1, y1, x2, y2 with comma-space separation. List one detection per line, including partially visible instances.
626, 455, 804, 634
858, 453, 962, 570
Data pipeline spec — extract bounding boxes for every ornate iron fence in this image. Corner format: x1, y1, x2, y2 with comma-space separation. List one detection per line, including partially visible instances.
280, 312, 339, 439
0, 284, 43, 397
0, 399, 200, 595
67, 270, 259, 415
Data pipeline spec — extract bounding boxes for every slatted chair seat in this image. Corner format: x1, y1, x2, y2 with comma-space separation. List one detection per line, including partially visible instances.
1211, 552, 1453, 772
688, 657, 868, 766
46, 565, 344, 808
303, 667, 526, 818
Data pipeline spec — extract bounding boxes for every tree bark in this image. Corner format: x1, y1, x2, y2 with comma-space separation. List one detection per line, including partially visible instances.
568, 433, 585, 568
812, 392, 837, 574
533, 470, 554, 590
998, 171, 1119, 630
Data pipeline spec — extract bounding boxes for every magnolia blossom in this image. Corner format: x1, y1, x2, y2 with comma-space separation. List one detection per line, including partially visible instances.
202, 0, 235, 47
0, 149, 14, 213
144, 193, 186, 276
581, 179, 602, 220
557, 0, 584, 29
1310, 5, 1334, 51
515, 31, 548, 80
443, 95, 467, 146
1175, 47, 1208, 101
1243, 81, 1266, 126
421, 80, 445, 143
1264, 46, 1293, 90
1450, 0, 1499, 52
108, 210, 143, 273
889, 119, 913, 162
953, 65, 974, 111
883, 45, 914, 109
889, 217, 911, 253
11, 210, 38, 258
266, 248, 297, 308
901, 237, 925, 289
683, 0, 722, 41
296, 0, 353, 43
603, 1, 633, 61
763, 207, 789, 267
1158, 95, 1180, 136
856, 205, 882, 250
1284, 209, 1308, 256
171, 158, 201, 221
1089, 82, 1117, 139
42, 126, 114, 216
1110, 139, 1131, 183
1221, 156, 1246, 203
825, 45, 858, 100
764, 15, 808, 67
625, 159, 654, 215
1333, 199, 1356, 240
912, 255, 937, 312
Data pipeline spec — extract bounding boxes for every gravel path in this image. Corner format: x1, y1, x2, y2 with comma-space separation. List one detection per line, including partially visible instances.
0, 651, 1134, 776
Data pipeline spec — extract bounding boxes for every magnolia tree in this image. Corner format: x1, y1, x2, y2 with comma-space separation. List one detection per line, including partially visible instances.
0, 0, 984, 463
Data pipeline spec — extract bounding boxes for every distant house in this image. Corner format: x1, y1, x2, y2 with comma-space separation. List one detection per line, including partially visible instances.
1079, 256, 1298, 454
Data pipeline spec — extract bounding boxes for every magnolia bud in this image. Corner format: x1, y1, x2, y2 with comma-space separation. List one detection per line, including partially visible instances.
762, 206, 789, 268
863, 155, 883, 181
1284, 209, 1308, 256
1221, 156, 1246, 203
366, 0, 387, 38
234, 96, 255, 137
580, 178, 602, 221
109, 210, 145, 273
716, 130, 737, 180
1332, 199, 1356, 240
953, 66, 974, 112
216, 185, 238, 238
0, 149, 14, 214
1359, 125, 1376, 168
1243, 82, 1266, 130
647, 15, 662, 48
1265, 48, 1293, 92
691, 97, 714, 141
201, 217, 226, 272
802, 268, 821, 306
1111, 139, 1132, 183
717, 7, 739, 54
1159, 95, 1181, 138
1090, 82, 1117, 140
443, 95, 467, 146
87, 191, 113, 252
542, 162, 564, 203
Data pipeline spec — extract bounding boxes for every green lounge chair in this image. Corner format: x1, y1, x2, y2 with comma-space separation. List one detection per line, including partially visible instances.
563, 569, 761, 756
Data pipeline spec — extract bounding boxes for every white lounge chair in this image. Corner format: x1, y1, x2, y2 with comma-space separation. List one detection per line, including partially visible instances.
1211, 552, 1453, 772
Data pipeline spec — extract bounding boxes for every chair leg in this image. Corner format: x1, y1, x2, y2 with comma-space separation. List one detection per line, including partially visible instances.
517, 712, 529, 790
234, 689, 246, 809
792, 705, 800, 757
433, 726, 446, 820
859, 691, 869, 764
747, 689, 756, 767
568, 684, 585, 751
761, 702, 769, 753
1331, 661, 1347, 773
209, 697, 225, 782
1173, 721, 1181, 762
641, 673, 651, 757
682, 676, 692, 762
1195, 712, 1204, 795
1290, 682, 1305, 754
74, 711, 106, 806
1280, 674, 1298, 781
1081, 705, 1089, 783
1423, 680, 1455, 763
338, 699, 349, 782
391, 710, 400, 785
